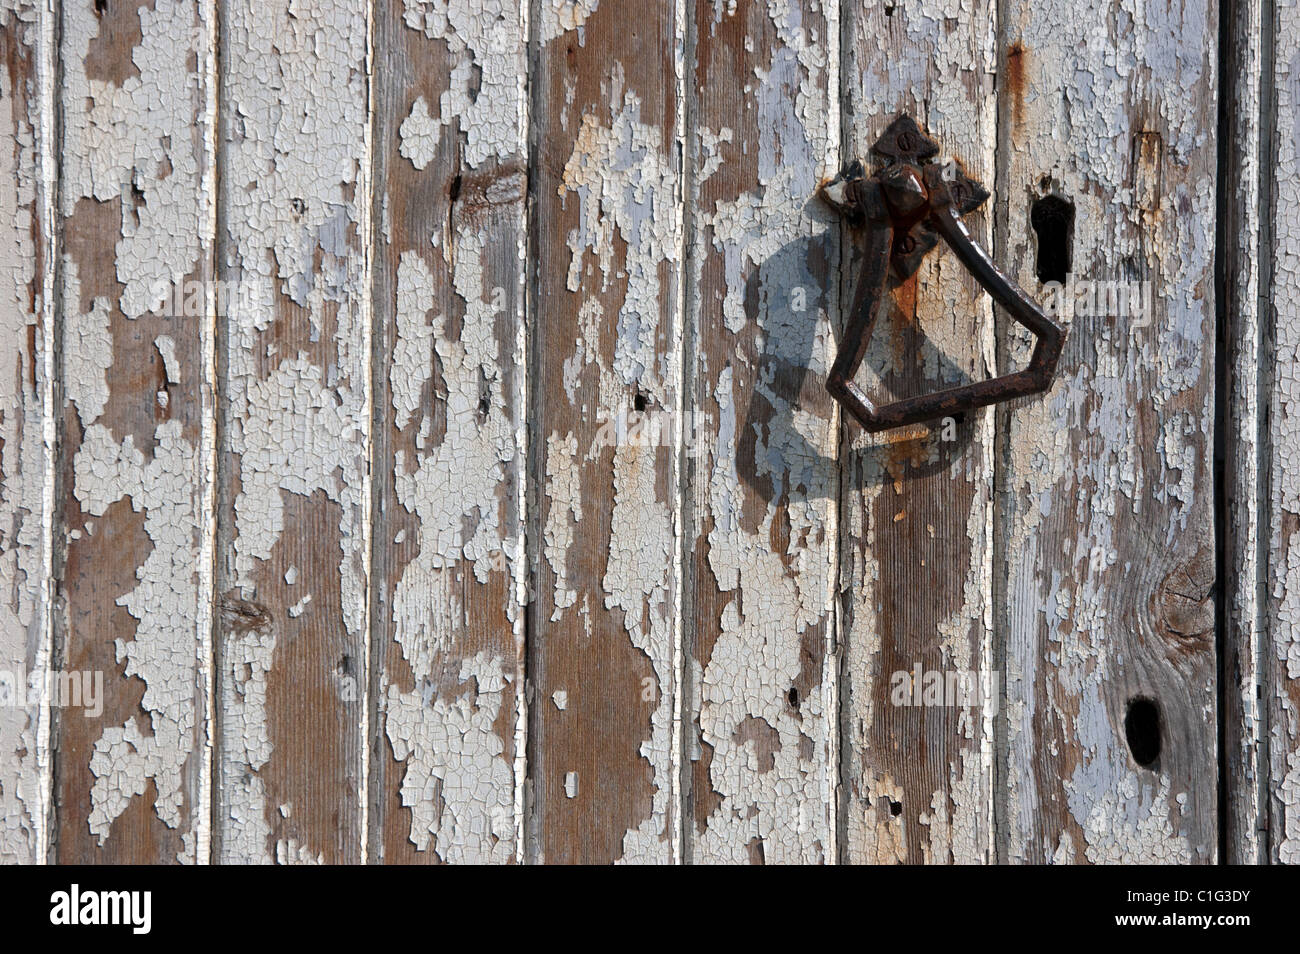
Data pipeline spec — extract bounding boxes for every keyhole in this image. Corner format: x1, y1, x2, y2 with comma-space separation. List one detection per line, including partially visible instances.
1124, 697, 1162, 767
1030, 194, 1075, 285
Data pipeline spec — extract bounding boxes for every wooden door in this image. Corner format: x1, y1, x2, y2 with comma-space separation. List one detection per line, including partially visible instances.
0, 0, 1294, 864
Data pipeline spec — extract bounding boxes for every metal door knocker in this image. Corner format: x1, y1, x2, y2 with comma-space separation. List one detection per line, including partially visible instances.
819, 114, 1065, 433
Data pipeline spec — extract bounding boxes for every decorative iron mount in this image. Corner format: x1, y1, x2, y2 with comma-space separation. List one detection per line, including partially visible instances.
819, 115, 1065, 433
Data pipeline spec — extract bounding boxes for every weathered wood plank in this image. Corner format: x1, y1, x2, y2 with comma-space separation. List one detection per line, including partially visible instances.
0, 0, 55, 864
997, 1, 1219, 863
368, 0, 528, 864
683, 0, 839, 864
1263, 0, 1300, 865
529, 0, 685, 864
214, 0, 371, 864
1222, 0, 1264, 865
839, 3, 998, 864
55, 0, 217, 863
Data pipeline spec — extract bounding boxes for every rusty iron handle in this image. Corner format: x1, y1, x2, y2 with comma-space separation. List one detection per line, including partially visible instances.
820, 115, 1065, 433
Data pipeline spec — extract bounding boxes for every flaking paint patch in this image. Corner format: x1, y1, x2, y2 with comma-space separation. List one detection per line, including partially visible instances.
543, 431, 581, 619
696, 369, 834, 863
400, 0, 527, 168
386, 653, 514, 861
384, 236, 520, 857
538, 0, 598, 42
63, 264, 112, 426
61, 0, 208, 320
75, 420, 201, 844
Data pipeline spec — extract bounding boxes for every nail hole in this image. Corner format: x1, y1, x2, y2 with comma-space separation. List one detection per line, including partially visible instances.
1124, 697, 1161, 767
889, 799, 902, 817
1029, 194, 1074, 285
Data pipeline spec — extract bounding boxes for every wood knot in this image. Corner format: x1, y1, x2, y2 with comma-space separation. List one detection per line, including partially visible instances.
1151, 546, 1214, 645
221, 595, 272, 634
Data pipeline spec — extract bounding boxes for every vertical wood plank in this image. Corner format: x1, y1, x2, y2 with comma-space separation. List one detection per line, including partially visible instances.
368, 0, 528, 864
997, 0, 1219, 863
839, 3, 999, 863
1222, 0, 1265, 865
0, 0, 56, 864
683, 0, 840, 864
215, 0, 371, 864
1263, 0, 1300, 865
55, 0, 218, 863
529, 0, 685, 864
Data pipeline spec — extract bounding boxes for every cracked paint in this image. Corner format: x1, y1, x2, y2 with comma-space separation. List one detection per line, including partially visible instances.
58, 0, 214, 861
840, 0, 997, 864
0, 0, 54, 865
217, 0, 370, 864
685, 0, 839, 864
1000, 0, 1218, 862
1266, 0, 1300, 865
376, 0, 528, 863
531, 2, 684, 859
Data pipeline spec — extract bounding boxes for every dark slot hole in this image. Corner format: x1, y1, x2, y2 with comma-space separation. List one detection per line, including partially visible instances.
449, 174, 462, 203
1124, 697, 1161, 767
889, 800, 902, 817
633, 391, 647, 412
787, 687, 799, 708
1029, 194, 1075, 285
95, 0, 107, 13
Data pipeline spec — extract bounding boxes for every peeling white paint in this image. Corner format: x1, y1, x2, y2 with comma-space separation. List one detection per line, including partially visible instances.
59, 0, 214, 859
689, 0, 840, 864
218, 0, 371, 863
0, 0, 54, 864
840, 0, 997, 864
380, 0, 528, 864
61, 0, 209, 320
548, 81, 682, 863
386, 653, 515, 861
1000, 0, 1218, 862
1267, 0, 1300, 865
538, 0, 598, 42
401, 0, 528, 168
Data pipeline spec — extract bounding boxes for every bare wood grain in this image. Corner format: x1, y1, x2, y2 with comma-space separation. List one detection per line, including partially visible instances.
368, 0, 528, 864
839, 2, 999, 864
214, 0, 371, 864
0, 0, 56, 864
683, 0, 840, 864
996, 0, 1219, 863
54, 0, 217, 864
528, 0, 685, 864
